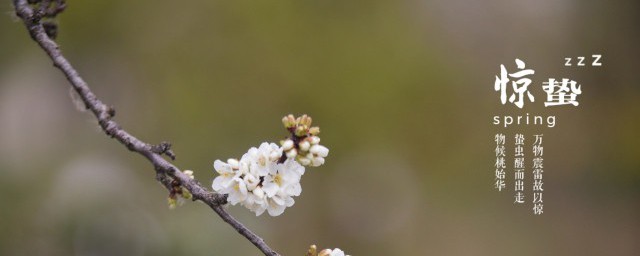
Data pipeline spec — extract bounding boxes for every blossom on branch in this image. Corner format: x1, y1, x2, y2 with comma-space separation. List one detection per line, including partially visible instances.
211, 114, 329, 216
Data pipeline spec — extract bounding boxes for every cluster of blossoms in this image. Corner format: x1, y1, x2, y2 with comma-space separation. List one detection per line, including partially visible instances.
306, 245, 350, 256
211, 115, 328, 216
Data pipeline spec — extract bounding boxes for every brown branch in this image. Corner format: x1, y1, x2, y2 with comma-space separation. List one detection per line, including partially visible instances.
12, 1, 280, 255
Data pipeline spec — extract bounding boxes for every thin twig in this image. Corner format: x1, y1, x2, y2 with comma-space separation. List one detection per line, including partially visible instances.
12, 1, 280, 255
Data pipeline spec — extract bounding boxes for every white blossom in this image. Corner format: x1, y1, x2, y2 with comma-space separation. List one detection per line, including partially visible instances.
223, 177, 248, 205
212, 160, 239, 191
243, 173, 260, 191
262, 159, 304, 198
210, 114, 329, 217
212, 143, 306, 216
241, 142, 282, 176
265, 191, 294, 216
243, 191, 267, 216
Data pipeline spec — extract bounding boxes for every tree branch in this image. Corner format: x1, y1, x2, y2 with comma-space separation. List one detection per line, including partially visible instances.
12, 1, 280, 255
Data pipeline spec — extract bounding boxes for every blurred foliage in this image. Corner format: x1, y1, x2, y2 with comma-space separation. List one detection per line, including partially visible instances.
0, 0, 639, 255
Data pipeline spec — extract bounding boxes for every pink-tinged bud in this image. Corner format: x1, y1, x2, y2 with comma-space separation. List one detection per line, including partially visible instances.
309, 136, 321, 145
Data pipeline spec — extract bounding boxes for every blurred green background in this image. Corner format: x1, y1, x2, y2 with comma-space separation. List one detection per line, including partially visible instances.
1, 0, 639, 255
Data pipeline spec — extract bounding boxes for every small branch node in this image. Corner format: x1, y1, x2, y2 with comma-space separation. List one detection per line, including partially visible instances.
107, 105, 116, 117
152, 141, 176, 160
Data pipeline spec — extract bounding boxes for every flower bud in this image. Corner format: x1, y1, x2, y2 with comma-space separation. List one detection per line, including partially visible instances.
310, 145, 329, 157
282, 114, 296, 128
311, 157, 325, 167
309, 136, 321, 145
295, 126, 307, 137
282, 139, 294, 151
306, 245, 318, 256
286, 148, 298, 158
299, 114, 312, 126
181, 187, 193, 200
297, 156, 311, 166
183, 170, 195, 179
228, 158, 239, 169
299, 140, 310, 152
309, 126, 320, 135
168, 197, 177, 209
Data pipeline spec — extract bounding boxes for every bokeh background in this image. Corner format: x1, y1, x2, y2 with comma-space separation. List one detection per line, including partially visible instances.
1, 1, 639, 255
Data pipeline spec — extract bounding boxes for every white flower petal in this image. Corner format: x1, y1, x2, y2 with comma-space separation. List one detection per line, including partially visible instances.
271, 194, 285, 205
245, 174, 260, 190
267, 200, 286, 216
253, 187, 265, 199
211, 176, 227, 191
213, 160, 227, 173
284, 196, 295, 207
287, 159, 305, 175
262, 182, 279, 197
285, 182, 302, 196
254, 205, 267, 216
